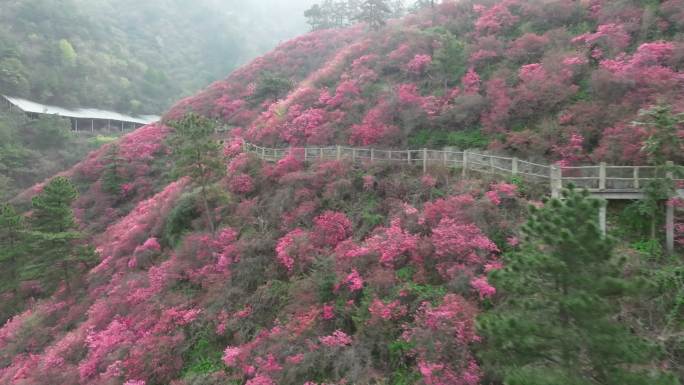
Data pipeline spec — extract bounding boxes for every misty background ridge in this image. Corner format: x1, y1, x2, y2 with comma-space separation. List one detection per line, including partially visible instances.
0, 0, 322, 115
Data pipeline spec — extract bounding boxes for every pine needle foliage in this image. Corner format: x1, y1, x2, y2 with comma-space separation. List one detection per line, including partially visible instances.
477, 186, 679, 385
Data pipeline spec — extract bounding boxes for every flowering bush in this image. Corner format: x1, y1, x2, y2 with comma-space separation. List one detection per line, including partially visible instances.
475, 0, 519, 35
319, 330, 352, 347
368, 298, 407, 323
407, 54, 432, 74
431, 219, 499, 279
275, 228, 313, 273
366, 218, 419, 267
405, 294, 481, 385
312, 211, 352, 248
229, 173, 255, 195
349, 101, 401, 146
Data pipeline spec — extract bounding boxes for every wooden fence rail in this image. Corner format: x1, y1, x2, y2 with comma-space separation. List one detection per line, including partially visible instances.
242, 142, 682, 196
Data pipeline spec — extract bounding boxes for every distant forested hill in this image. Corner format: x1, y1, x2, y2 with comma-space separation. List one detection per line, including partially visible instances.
0, 0, 314, 115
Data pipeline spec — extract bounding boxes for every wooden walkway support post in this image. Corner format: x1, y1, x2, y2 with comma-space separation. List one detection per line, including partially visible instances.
599, 203, 607, 236
423, 148, 428, 174
462, 150, 469, 178
550, 165, 562, 199
336, 145, 342, 160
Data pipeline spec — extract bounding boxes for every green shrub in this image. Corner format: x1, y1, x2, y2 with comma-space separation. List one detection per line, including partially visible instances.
182, 327, 225, 377
408, 129, 489, 149
162, 192, 201, 247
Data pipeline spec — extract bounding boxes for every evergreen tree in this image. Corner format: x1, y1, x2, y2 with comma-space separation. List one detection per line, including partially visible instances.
101, 144, 125, 196
0, 203, 25, 294
249, 72, 294, 104
412, 0, 435, 10
477, 187, 678, 385
356, 0, 392, 31
167, 113, 224, 234
30, 176, 84, 291
636, 105, 683, 166
31, 176, 79, 233
304, 4, 325, 31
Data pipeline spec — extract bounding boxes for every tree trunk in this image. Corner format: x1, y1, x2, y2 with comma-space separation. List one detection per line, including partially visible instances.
201, 183, 216, 236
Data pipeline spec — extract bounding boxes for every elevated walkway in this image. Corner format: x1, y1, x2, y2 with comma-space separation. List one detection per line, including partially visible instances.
242, 141, 683, 254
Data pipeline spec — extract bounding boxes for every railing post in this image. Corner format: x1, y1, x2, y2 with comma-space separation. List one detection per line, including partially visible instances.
320, 147, 324, 160
550, 164, 562, 198
370, 148, 375, 162
352, 148, 357, 162
489, 156, 495, 174
633, 167, 639, 189
599, 162, 607, 190
407, 150, 412, 166
462, 150, 469, 178
512, 157, 519, 176
423, 148, 428, 174
261, 147, 266, 160
336, 145, 342, 160
443, 149, 448, 167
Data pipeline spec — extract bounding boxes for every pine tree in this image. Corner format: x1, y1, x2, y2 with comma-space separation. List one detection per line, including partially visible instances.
304, 4, 329, 30
477, 187, 678, 385
167, 113, 224, 234
101, 144, 125, 196
356, 0, 392, 31
30, 176, 83, 290
31, 176, 78, 233
0, 203, 25, 294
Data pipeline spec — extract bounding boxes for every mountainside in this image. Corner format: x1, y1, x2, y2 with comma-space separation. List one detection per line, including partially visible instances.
1, 1, 683, 385
0, 0, 314, 115
0, 111, 117, 200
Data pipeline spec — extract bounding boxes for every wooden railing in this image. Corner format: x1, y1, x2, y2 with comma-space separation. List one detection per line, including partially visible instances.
242, 142, 683, 198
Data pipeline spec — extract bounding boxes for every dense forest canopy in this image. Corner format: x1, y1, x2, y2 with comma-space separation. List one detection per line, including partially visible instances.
0, 0, 317, 115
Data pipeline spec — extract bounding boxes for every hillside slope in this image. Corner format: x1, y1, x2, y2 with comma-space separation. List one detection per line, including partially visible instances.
1, 1, 683, 385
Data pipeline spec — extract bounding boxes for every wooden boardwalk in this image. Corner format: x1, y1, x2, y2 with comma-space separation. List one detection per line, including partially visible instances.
242, 142, 683, 254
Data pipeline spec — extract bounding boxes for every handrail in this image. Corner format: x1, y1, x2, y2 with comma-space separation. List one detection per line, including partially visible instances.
240, 141, 682, 196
